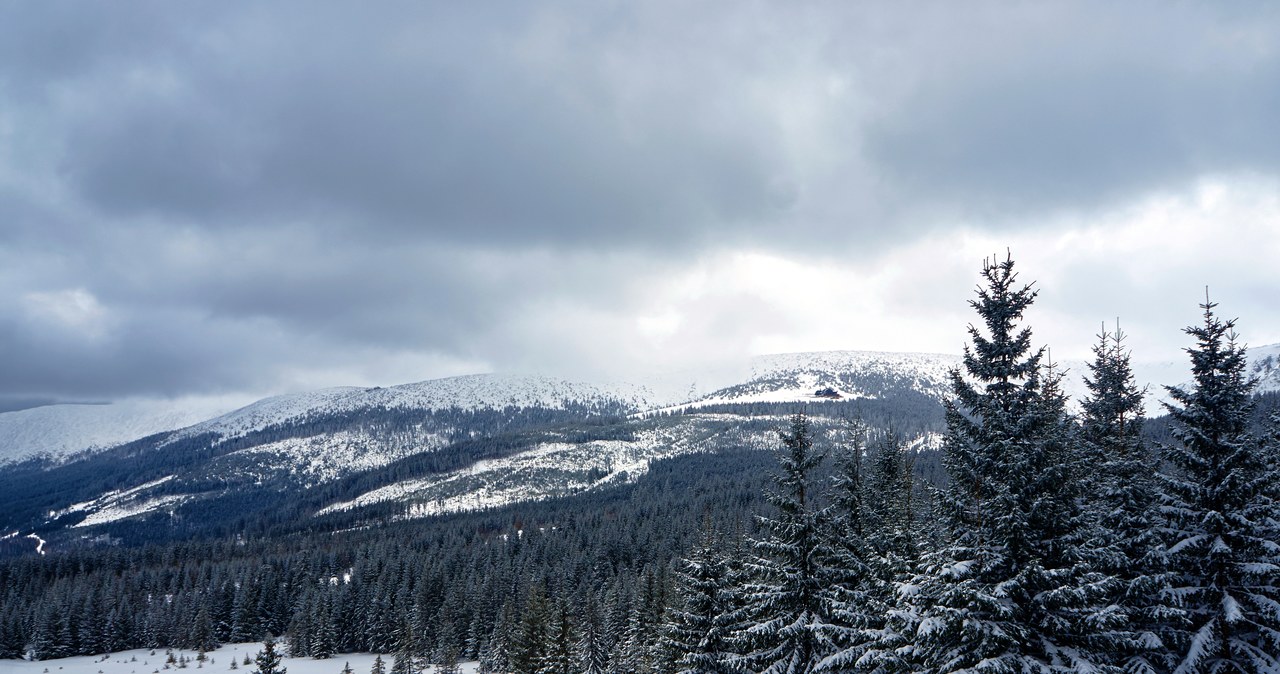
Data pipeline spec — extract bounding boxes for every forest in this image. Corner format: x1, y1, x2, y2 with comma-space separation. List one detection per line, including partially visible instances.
1, 254, 1278, 674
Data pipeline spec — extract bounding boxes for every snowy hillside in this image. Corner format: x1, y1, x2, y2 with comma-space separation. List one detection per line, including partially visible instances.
174, 374, 655, 442
651, 350, 962, 413
1245, 342, 1280, 394
1133, 342, 1280, 415
0, 396, 247, 465
316, 413, 767, 520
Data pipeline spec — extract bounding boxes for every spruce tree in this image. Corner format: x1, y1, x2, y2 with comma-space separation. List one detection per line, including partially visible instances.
252, 638, 285, 674
910, 254, 1108, 673
1081, 324, 1178, 672
827, 431, 922, 674
817, 423, 884, 672
509, 585, 550, 674
1158, 299, 1280, 673
662, 526, 740, 674
736, 411, 837, 674
575, 594, 611, 674
539, 600, 576, 674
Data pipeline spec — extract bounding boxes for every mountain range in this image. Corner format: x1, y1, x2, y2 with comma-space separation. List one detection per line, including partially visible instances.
2, 345, 1278, 557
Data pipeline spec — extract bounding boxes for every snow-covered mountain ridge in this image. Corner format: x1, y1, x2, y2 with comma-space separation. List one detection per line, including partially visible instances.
683, 350, 962, 410
0, 374, 653, 465
6, 344, 1280, 553
0, 396, 247, 466
7, 344, 1280, 467
173, 373, 655, 443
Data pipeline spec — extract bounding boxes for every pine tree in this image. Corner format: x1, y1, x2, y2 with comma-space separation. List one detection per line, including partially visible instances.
252, 637, 286, 674
1081, 323, 1179, 673
435, 645, 461, 674
910, 254, 1109, 673
369, 655, 385, 674
479, 598, 517, 674
1158, 299, 1280, 673
390, 618, 418, 674
736, 411, 837, 674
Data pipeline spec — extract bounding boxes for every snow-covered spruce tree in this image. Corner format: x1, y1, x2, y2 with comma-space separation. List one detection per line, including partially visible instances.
509, 585, 550, 674
661, 525, 741, 674
576, 593, 611, 674
817, 422, 884, 673
910, 254, 1110, 673
736, 411, 838, 674
252, 637, 286, 674
828, 431, 923, 674
1158, 300, 1280, 673
539, 599, 576, 674
1080, 324, 1179, 673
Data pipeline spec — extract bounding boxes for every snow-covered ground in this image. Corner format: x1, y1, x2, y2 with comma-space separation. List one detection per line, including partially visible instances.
0, 644, 476, 674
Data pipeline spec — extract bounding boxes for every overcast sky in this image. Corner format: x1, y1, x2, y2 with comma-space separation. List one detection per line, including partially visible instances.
3, 1, 1280, 408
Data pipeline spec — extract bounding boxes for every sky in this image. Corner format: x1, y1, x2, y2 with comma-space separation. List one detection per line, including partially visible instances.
3, 1, 1280, 409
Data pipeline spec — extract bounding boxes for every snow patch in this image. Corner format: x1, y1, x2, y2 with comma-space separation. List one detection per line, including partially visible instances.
25, 533, 45, 555
74, 494, 189, 528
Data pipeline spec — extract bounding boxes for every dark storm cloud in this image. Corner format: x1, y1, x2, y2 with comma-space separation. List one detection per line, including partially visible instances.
2, 1, 1280, 400
11, 2, 1280, 245
14, 2, 790, 248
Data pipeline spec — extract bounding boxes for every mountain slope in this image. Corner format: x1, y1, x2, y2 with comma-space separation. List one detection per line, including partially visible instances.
0, 397, 245, 465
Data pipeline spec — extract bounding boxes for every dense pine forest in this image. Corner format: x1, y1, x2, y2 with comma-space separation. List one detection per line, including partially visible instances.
3, 255, 1279, 673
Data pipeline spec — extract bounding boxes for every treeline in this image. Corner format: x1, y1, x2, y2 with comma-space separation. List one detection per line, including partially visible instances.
658, 256, 1280, 674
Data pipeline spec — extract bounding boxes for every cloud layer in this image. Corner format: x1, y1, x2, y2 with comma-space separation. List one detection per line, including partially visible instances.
3, 1, 1280, 402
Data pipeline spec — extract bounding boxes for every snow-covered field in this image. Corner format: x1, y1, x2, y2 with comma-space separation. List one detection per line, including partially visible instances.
0, 644, 476, 674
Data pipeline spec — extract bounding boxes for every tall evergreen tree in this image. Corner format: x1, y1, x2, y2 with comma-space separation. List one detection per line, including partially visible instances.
818, 423, 884, 673
1158, 299, 1280, 673
737, 412, 837, 674
1081, 324, 1178, 673
576, 593, 611, 674
509, 585, 550, 674
539, 600, 576, 674
662, 525, 740, 674
827, 431, 922, 674
910, 254, 1109, 673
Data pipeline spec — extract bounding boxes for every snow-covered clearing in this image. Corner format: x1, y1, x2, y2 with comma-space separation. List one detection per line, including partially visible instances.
0, 644, 476, 674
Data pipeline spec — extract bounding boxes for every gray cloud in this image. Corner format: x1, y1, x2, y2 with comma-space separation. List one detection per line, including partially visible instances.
2, 1, 1280, 400
862, 3, 1280, 222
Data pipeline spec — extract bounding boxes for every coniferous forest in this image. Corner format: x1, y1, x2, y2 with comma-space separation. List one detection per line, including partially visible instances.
2, 255, 1279, 673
